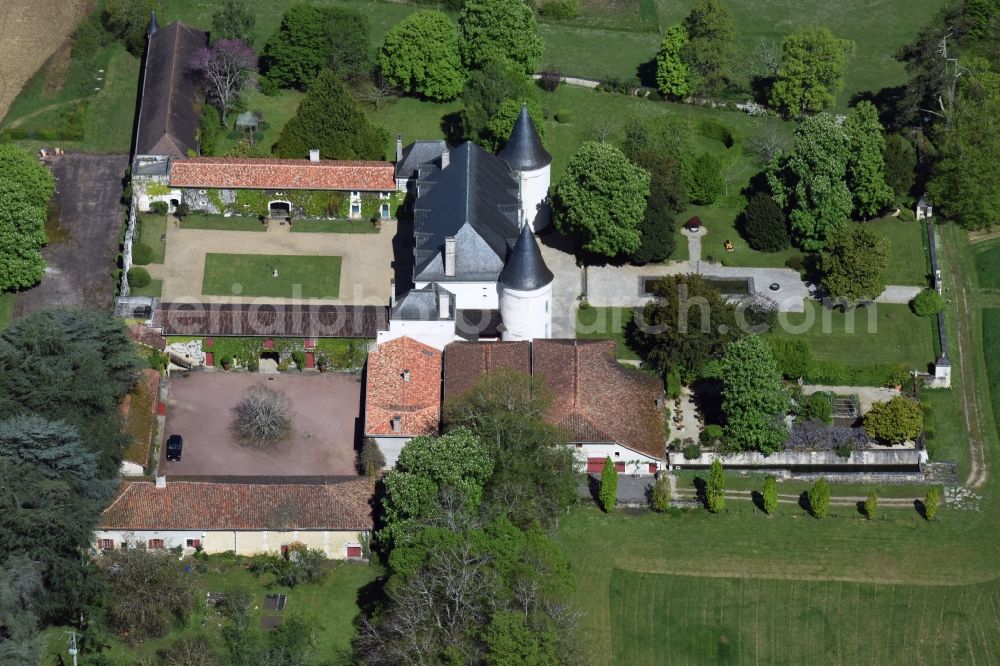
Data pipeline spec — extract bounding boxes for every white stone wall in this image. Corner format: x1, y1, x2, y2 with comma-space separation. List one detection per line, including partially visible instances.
377, 318, 457, 351
370, 436, 409, 469
94, 529, 369, 558
500, 282, 552, 341
519, 164, 551, 232
414, 281, 500, 310
576, 442, 663, 475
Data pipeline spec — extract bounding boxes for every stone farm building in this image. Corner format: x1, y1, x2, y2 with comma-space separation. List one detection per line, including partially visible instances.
95, 476, 374, 558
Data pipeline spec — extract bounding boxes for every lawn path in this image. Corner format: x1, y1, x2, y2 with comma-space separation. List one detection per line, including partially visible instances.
6, 96, 81, 128
671, 486, 924, 507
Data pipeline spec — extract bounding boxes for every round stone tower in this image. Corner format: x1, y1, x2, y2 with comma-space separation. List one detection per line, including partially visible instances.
499, 222, 554, 341
498, 104, 552, 232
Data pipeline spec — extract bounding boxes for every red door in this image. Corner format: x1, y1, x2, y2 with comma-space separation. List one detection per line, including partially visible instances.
648, 463, 658, 474
615, 462, 625, 473
347, 545, 362, 558
587, 458, 605, 473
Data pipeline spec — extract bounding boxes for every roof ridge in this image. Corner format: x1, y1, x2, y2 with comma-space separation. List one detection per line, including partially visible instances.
161, 23, 185, 148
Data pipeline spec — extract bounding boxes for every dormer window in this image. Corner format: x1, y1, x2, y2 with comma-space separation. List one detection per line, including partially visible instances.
391, 416, 402, 433
402, 369, 410, 382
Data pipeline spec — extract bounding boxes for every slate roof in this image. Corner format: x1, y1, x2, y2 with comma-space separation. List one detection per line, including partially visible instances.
498, 104, 551, 172
390, 285, 454, 321
134, 22, 207, 158
365, 337, 442, 437
412, 142, 520, 282
442, 341, 531, 402
169, 157, 396, 191
153, 303, 388, 337
456, 309, 503, 340
498, 223, 554, 291
100, 477, 375, 531
395, 140, 447, 182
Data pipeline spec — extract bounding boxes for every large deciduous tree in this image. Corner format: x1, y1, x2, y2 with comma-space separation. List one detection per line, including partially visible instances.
103, 0, 158, 55
275, 69, 386, 160
211, 0, 255, 46
230, 385, 293, 447
628, 274, 743, 378
864, 396, 923, 444
458, 0, 543, 74
820, 225, 891, 306
551, 142, 650, 258
0, 145, 55, 292
656, 24, 691, 99
459, 60, 538, 147
883, 133, 917, 205
769, 27, 854, 116
378, 10, 465, 102
843, 101, 893, 219
681, 0, 735, 93
190, 39, 256, 126
766, 113, 852, 250
721, 336, 789, 455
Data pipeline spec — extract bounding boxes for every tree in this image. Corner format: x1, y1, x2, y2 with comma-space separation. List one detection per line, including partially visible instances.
766, 113, 852, 250
275, 69, 386, 160
688, 153, 723, 205
844, 101, 893, 219
458, 60, 538, 146
628, 274, 743, 378
485, 98, 546, 153
650, 475, 671, 512
912, 289, 944, 316
483, 610, 559, 665
0, 145, 55, 292
379, 11, 465, 102
630, 201, 678, 265
864, 396, 923, 444
551, 142, 650, 258
864, 491, 878, 520
741, 192, 790, 251
883, 133, 917, 205
721, 336, 789, 455
358, 439, 386, 478
99, 547, 198, 643
190, 39, 256, 126
230, 385, 293, 447
681, 0, 735, 93
808, 477, 830, 518
599, 457, 617, 512
820, 225, 890, 306
656, 24, 691, 99
924, 486, 941, 520
199, 104, 221, 156
211, 0, 255, 46
458, 0, 543, 75
0, 557, 44, 666
769, 27, 854, 116
706, 459, 725, 512
762, 475, 778, 514
260, 5, 370, 90
103, 0, 158, 55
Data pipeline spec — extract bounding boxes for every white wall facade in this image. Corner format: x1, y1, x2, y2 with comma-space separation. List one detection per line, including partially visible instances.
414, 281, 499, 310
370, 435, 409, 469
377, 318, 456, 351
94, 529, 369, 558
575, 442, 664, 476
519, 165, 551, 232
500, 283, 552, 341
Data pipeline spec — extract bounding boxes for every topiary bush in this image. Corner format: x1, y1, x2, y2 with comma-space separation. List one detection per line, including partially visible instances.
131, 243, 154, 265
808, 477, 830, 518
150, 201, 169, 215
911, 289, 943, 317
127, 267, 151, 289
554, 109, 572, 123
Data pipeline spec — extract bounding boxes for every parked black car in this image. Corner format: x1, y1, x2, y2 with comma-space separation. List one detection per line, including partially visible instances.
165, 435, 183, 461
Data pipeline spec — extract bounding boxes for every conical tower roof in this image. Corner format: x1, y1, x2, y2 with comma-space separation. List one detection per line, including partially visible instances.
147, 11, 159, 36
499, 223, 554, 291
498, 103, 551, 172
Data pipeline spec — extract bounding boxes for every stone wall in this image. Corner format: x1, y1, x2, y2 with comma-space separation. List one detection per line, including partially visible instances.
671, 448, 925, 470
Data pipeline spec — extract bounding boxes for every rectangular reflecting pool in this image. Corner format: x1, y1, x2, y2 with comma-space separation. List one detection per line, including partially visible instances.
641, 276, 753, 297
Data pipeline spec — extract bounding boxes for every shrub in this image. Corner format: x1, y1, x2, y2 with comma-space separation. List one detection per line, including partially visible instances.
538, 0, 580, 19
538, 70, 561, 91
131, 243, 154, 265
706, 459, 725, 513
864, 491, 877, 520
697, 118, 737, 148
127, 266, 151, 289
785, 254, 807, 273
762, 475, 777, 514
911, 289, 943, 317
765, 337, 813, 379
150, 201, 169, 215
175, 202, 190, 218
291, 350, 306, 370
808, 477, 830, 518
599, 456, 617, 512
897, 207, 916, 222
798, 392, 833, 424
682, 442, 701, 459
864, 396, 923, 444
358, 439, 386, 478
688, 153, 723, 205
199, 104, 221, 156
924, 486, 941, 520
700, 424, 724, 445
741, 192, 789, 251
554, 109, 572, 123
230, 385, 293, 447
650, 475, 670, 512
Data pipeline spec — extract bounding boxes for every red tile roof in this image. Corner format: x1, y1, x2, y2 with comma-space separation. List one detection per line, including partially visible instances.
365, 337, 442, 437
532, 340, 666, 460
442, 341, 531, 402
168, 157, 396, 191
100, 478, 374, 531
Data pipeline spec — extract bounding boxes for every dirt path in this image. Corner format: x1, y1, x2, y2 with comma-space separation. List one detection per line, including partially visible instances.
6, 97, 82, 128
671, 487, 923, 508
938, 225, 989, 490
0, 1, 87, 122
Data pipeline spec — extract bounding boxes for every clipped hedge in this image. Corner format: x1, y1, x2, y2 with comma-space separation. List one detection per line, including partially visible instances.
131, 243, 154, 265
539, 0, 581, 19
127, 267, 151, 289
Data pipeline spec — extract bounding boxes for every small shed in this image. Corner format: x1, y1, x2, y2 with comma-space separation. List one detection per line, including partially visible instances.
235, 111, 259, 135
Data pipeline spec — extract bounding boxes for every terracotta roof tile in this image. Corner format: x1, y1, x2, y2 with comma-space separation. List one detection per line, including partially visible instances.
442, 341, 531, 402
100, 477, 374, 531
365, 337, 442, 437
169, 157, 396, 191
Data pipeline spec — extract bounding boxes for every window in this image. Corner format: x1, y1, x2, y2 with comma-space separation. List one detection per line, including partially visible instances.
380, 203, 390, 219
379, 191, 391, 200
186, 538, 201, 548
350, 203, 361, 218
614, 451, 620, 457
350, 191, 360, 199
346, 545, 363, 558
147, 539, 165, 549
648, 463, 658, 474
98, 539, 114, 550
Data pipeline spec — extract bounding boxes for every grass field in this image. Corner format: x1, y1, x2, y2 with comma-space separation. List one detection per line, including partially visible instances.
138, 214, 167, 263
975, 241, 1000, 290
130, 278, 163, 298
983, 309, 1000, 430
214, 88, 305, 156
181, 213, 266, 232
609, 569, 1000, 665
869, 216, 932, 286
291, 219, 380, 234
202, 253, 342, 299
576, 306, 640, 360
769, 300, 936, 368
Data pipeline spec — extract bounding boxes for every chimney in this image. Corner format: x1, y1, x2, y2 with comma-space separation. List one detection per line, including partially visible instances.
444, 236, 455, 277
395, 134, 403, 162
309, 149, 320, 162
440, 147, 450, 169
391, 416, 402, 433
155, 475, 166, 489
438, 291, 451, 320
402, 369, 410, 382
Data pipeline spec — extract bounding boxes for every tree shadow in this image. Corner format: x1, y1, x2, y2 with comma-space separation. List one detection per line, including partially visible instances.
690, 378, 724, 426
914, 499, 927, 519
798, 491, 811, 514
440, 111, 467, 146
855, 501, 867, 517
849, 86, 907, 129
750, 490, 765, 512
749, 75, 774, 105
636, 58, 657, 89
355, 575, 387, 618
693, 476, 708, 508
587, 474, 602, 506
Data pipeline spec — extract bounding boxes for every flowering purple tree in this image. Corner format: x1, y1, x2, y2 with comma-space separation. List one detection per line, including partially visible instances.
190, 39, 256, 125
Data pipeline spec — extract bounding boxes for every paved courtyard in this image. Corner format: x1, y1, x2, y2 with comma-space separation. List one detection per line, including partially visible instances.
148, 219, 394, 305
160, 372, 362, 477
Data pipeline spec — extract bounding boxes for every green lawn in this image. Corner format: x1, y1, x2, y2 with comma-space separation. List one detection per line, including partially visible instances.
138, 214, 167, 263
130, 278, 163, 298
42, 557, 378, 664
974, 241, 1000, 290
181, 213, 266, 232
983, 308, 1000, 432
868, 216, 931, 286
610, 569, 1000, 665
291, 219, 380, 234
576, 306, 640, 360
214, 88, 305, 156
769, 300, 936, 368
672, 469, 937, 499
685, 204, 804, 269
202, 254, 342, 298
